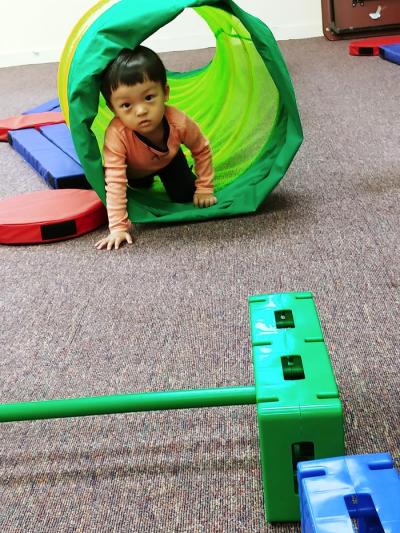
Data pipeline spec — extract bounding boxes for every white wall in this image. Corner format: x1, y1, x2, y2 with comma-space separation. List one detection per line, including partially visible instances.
0, 0, 322, 68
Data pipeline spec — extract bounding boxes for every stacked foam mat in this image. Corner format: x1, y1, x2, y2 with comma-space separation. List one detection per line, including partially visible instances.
349, 35, 400, 64
8, 98, 90, 189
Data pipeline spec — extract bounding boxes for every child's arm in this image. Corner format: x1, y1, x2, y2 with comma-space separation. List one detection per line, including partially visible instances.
95, 125, 133, 250
181, 116, 217, 208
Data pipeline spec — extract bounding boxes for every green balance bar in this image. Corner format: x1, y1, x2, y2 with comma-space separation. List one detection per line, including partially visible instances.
0, 292, 344, 523
0, 386, 256, 422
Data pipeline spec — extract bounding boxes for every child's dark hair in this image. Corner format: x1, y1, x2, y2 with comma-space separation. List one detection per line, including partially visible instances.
101, 46, 167, 106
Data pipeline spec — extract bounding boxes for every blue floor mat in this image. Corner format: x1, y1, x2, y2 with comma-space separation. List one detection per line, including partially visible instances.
23, 97, 61, 114
9, 128, 89, 189
10, 98, 90, 189
379, 44, 400, 64
40, 123, 81, 165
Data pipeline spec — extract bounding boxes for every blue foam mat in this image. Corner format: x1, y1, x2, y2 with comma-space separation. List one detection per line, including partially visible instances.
379, 43, 400, 64
23, 97, 61, 114
9, 128, 89, 189
40, 123, 81, 165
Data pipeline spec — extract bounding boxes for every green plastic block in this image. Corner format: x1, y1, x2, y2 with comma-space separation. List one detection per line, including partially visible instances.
248, 292, 345, 522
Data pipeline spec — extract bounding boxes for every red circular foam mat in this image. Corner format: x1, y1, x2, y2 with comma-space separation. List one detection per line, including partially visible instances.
0, 189, 107, 244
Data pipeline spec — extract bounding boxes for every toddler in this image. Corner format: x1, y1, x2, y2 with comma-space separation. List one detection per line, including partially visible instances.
95, 46, 217, 250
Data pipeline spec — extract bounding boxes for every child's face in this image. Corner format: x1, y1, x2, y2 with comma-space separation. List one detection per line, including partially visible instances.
109, 79, 169, 136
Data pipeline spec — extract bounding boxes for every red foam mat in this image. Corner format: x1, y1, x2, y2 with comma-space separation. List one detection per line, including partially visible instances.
349, 35, 400, 56
0, 189, 107, 244
0, 111, 64, 142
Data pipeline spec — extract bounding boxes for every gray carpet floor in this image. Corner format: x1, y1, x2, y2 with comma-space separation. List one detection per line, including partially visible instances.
0, 37, 399, 532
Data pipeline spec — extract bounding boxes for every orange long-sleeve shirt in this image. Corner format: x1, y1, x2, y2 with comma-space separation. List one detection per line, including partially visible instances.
103, 105, 214, 232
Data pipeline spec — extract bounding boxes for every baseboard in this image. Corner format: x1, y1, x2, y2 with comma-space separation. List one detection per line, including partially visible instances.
0, 49, 59, 69
0, 23, 323, 69
272, 23, 323, 40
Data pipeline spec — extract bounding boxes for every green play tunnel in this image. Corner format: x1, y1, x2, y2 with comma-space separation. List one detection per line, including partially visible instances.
58, 0, 303, 223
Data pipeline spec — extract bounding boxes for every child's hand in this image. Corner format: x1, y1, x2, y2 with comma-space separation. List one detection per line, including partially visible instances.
95, 230, 133, 250
193, 192, 217, 208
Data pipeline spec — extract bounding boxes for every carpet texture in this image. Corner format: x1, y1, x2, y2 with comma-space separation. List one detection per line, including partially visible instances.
0, 38, 399, 532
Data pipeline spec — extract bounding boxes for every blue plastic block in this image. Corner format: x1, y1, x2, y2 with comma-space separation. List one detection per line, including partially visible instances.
23, 97, 61, 114
379, 44, 400, 65
9, 128, 89, 189
40, 123, 81, 165
298, 453, 400, 532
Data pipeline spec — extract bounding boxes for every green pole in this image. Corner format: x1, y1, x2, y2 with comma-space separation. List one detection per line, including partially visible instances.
0, 386, 256, 423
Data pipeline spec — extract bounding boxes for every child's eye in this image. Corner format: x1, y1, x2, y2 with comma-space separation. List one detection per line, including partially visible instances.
145, 94, 155, 101
121, 103, 131, 109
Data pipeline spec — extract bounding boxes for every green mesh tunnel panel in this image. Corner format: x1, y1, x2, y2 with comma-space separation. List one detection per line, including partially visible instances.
58, 0, 303, 224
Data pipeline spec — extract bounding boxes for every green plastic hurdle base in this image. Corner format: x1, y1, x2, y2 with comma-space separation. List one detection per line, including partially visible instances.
0, 292, 344, 523
249, 292, 344, 521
